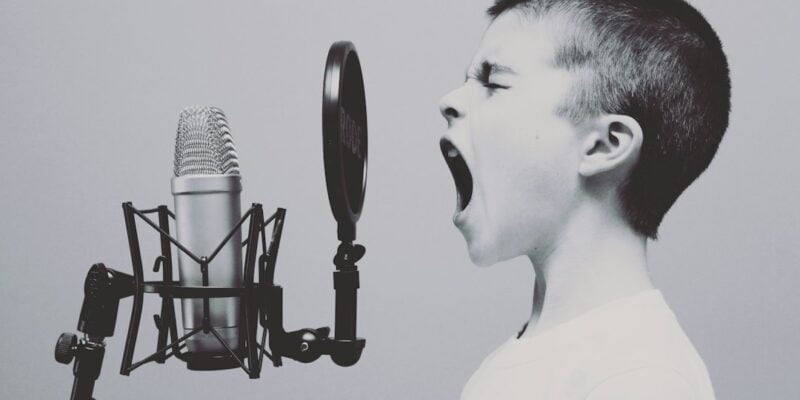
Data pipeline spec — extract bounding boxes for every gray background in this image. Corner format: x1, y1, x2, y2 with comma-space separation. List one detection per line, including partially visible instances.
1, 0, 797, 399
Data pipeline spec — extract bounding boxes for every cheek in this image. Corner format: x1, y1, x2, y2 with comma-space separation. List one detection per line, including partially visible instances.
473, 105, 577, 197
515, 122, 579, 214
473, 108, 579, 243
470, 105, 533, 185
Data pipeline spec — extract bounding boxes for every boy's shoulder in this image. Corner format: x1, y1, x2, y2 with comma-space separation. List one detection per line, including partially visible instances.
461, 290, 716, 400
565, 290, 713, 396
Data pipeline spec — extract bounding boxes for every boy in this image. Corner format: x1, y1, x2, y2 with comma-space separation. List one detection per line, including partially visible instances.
438, 0, 729, 399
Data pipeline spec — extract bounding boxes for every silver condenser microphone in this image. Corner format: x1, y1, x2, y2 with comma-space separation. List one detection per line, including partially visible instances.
172, 106, 242, 355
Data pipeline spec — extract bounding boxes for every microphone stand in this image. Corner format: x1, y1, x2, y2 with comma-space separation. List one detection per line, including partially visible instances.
55, 264, 134, 400
66, 336, 105, 400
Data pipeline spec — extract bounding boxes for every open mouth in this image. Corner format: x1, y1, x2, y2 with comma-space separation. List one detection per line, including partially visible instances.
440, 138, 473, 212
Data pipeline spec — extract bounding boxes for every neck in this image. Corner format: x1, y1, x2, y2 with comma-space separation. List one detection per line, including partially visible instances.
520, 204, 652, 339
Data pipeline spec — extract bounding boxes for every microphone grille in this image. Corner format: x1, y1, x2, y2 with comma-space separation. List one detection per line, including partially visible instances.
174, 106, 240, 176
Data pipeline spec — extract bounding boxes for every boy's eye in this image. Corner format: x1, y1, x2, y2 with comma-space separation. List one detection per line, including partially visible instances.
468, 73, 509, 92
483, 82, 509, 91
467, 63, 510, 93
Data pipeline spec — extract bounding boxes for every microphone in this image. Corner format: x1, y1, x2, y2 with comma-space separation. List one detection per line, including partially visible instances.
172, 106, 243, 356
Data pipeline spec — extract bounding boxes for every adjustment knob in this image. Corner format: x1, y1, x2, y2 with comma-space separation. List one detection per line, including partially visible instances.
55, 332, 78, 364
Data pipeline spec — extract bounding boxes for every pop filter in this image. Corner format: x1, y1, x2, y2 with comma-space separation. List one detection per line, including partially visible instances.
323, 41, 368, 243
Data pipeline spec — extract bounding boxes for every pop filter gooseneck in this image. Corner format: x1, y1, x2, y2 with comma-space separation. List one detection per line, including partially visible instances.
322, 41, 368, 366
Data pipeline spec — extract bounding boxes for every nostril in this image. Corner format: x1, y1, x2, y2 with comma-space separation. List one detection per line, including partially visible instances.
443, 106, 460, 119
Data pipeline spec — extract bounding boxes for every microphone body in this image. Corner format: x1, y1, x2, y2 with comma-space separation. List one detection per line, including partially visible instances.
172, 106, 243, 354
172, 175, 242, 353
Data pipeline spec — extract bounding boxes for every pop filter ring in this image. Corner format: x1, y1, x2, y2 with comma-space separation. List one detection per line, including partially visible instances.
323, 41, 368, 243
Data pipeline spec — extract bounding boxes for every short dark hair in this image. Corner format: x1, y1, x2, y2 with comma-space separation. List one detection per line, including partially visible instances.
487, 0, 731, 238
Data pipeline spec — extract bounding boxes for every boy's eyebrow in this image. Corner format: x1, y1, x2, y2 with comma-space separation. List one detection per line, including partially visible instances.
464, 60, 517, 82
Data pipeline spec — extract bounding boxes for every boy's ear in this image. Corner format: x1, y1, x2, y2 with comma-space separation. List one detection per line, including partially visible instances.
578, 114, 643, 178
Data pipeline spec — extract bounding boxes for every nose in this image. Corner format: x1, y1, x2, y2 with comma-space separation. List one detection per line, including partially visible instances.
439, 88, 465, 126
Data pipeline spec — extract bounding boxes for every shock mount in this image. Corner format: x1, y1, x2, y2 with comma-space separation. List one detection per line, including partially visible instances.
54, 202, 366, 400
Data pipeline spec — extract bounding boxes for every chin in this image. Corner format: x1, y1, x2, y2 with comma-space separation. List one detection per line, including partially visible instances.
463, 225, 535, 267
464, 234, 511, 267
468, 249, 496, 267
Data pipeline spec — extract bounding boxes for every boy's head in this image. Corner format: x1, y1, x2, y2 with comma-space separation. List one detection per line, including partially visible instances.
439, 0, 730, 265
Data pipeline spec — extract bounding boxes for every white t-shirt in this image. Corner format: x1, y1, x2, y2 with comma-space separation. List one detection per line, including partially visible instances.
460, 290, 715, 400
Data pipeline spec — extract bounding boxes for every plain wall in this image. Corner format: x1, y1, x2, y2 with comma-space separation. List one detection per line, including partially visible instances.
0, 0, 797, 399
